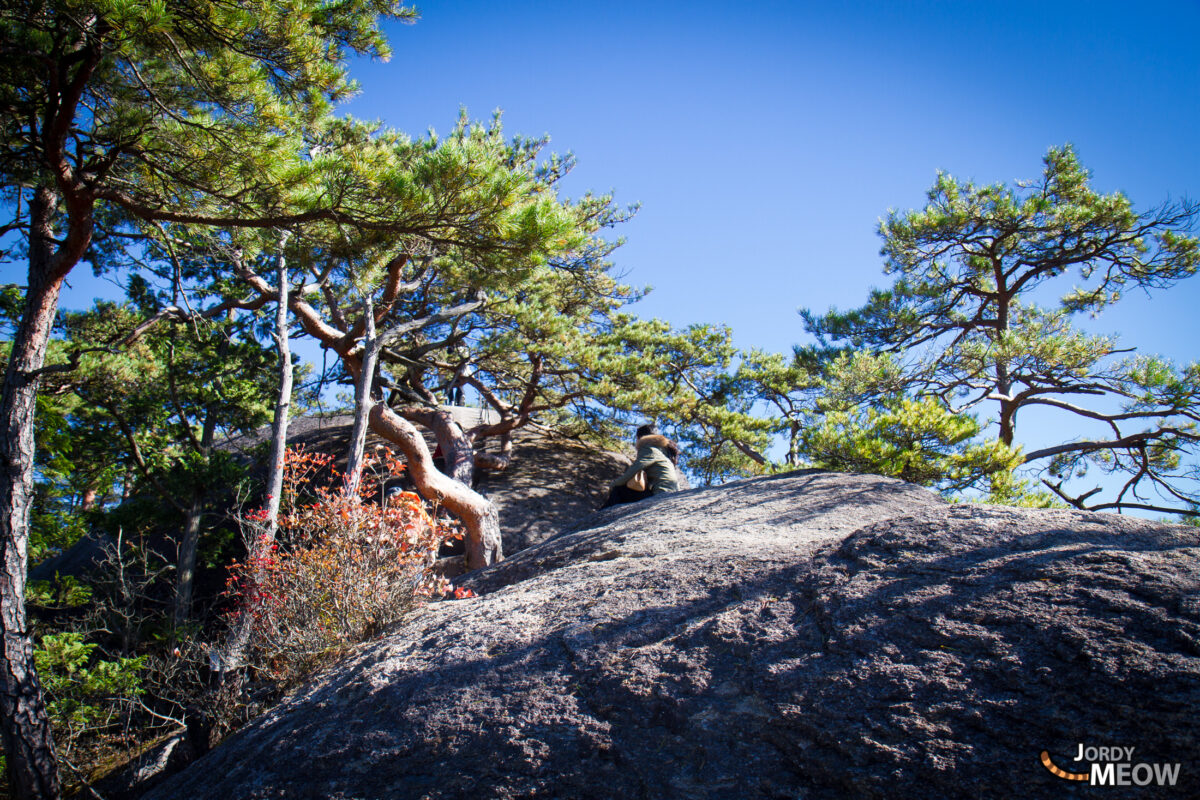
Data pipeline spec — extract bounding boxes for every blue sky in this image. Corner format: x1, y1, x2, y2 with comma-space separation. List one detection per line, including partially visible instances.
337, 0, 1200, 364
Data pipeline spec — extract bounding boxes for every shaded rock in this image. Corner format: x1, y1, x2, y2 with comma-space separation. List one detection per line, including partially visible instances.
144, 472, 1200, 799
470, 427, 632, 553
28, 530, 114, 583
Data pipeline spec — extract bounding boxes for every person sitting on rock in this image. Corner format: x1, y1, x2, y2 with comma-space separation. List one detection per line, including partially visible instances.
600, 423, 680, 508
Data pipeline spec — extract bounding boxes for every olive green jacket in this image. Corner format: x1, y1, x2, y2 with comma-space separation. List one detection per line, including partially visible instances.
609, 434, 680, 494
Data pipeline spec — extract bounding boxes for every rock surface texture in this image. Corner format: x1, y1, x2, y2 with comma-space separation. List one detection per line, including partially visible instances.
146, 471, 1200, 799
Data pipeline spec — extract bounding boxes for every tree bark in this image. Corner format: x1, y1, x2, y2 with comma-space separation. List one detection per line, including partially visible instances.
473, 433, 514, 472
368, 404, 502, 569
399, 406, 477, 485
0, 188, 64, 799
218, 245, 297, 677
173, 491, 206, 629
172, 396, 219, 628
993, 266, 1015, 446
263, 238, 292, 534
997, 399, 1017, 447
345, 295, 381, 497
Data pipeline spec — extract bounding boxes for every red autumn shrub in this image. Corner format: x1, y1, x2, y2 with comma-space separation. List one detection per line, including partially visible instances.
227, 447, 464, 683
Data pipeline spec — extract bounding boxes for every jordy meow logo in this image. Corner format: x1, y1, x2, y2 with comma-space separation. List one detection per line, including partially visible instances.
1040, 745, 1182, 787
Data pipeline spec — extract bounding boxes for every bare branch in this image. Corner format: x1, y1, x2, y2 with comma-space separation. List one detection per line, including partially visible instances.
1023, 429, 1196, 464
377, 290, 485, 348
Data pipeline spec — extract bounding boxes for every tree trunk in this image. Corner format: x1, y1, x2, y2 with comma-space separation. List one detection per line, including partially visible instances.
215, 244, 293, 676
172, 396, 220, 628
263, 239, 292, 534
473, 433, 514, 472
400, 406, 477, 485
998, 399, 1016, 447
0, 188, 64, 799
994, 268, 1015, 446
344, 295, 381, 497
173, 490, 205, 629
368, 404, 502, 569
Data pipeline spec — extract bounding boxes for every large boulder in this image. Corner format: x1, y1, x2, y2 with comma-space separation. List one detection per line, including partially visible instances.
145, 471, 1200, 799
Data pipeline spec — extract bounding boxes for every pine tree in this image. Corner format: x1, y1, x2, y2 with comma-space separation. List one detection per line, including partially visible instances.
0, 2, 412, 794
803, 146, 1200, 515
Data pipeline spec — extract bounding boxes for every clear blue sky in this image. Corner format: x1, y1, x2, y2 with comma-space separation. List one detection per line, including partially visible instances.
337, 0, 1200, 363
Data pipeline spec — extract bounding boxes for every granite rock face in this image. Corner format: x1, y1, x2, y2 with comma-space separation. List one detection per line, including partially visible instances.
146, 471, 1200, 799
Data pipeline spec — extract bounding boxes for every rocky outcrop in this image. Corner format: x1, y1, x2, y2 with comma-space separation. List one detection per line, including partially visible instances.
222, 413, 631, 554
145, 471, 1200, 799
469, 426, 632, 553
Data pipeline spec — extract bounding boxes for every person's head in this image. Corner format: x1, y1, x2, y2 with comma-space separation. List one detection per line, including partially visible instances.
635, 423, 657, 440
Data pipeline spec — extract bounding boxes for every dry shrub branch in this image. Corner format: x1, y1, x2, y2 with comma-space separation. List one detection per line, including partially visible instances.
226, 447, 471, 685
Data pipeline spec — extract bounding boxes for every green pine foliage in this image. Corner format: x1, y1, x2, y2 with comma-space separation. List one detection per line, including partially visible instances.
34, 632, 146, 743
736, 348, 1021, 494
800, 396, 1021, 493
0, 0, 418, 225
28, 302, 278, 554
802, 146, 1200, 517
